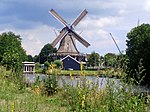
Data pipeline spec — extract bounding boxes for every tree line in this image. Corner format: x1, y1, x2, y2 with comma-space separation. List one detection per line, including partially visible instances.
0, 32, 118, 71
0, 23, 150, 86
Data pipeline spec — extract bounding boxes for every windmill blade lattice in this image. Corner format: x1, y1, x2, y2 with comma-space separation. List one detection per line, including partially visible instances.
72, 9, 88, 27
49, 9, 90, 55
51, 28, 68, 47
71, 30, 90, 47
49, 9, 68, 27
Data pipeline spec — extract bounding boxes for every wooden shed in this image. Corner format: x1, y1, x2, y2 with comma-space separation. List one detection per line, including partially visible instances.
22, 62, 35, 73
61, 55, 81, 70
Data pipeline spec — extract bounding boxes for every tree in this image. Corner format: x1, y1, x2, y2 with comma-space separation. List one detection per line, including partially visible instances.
126, 23, 150, 85
104, 53, 117, 67
38, 44, 57, 64
87, 52, 100, 67
0, 32, 27, 71
1, 50, 21, 70
33, 55, 39, 62
27, 55, 34, 62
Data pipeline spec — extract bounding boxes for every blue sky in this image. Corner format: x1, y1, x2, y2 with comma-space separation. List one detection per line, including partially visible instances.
1, 0, 150, 56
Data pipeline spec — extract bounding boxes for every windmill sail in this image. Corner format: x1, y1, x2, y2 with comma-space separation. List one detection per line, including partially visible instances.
72, 9, 88, 27
71, 30, 90, 47
49, 9, 68, 27
51, 28, 68, 47
49, 9, 90, 55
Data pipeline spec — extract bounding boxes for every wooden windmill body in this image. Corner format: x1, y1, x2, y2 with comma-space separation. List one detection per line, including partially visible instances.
57, 30, 79, 55
49, 9, 90, 57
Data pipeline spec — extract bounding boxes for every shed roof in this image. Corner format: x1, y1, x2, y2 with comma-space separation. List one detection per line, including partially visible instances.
61, 55, 80, 64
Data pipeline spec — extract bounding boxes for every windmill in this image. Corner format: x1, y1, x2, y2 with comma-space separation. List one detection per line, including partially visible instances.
49, 9, 90, 55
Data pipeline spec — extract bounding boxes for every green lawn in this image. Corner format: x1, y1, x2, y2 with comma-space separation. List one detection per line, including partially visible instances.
59, 70, 99, 76
36, 67, 126, 78
58, 68, 124, 78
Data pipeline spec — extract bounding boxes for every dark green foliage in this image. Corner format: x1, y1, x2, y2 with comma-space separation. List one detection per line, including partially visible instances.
44, 61, 50, 69
27, 55, 34, 62
0, 32, 27, 71
126, 24, 150, 85
35, 62, 41, 70
41, 61, 50, 74
43, 75, 58, 96
53, 60, 63, 69
87, 51, 100, 67
38, 44, 57, 64
104, 53, 117, 67
33, 55, 39, 62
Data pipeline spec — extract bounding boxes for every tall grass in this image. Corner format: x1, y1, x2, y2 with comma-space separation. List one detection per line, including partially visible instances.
0, 66, 66, 112
0, 64, 150, 112
59, 64, 150, 112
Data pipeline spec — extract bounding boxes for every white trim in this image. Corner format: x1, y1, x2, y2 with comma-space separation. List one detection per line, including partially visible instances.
22, 62, 35, 64
23, 64, 35, 66
61, 55, 80, 64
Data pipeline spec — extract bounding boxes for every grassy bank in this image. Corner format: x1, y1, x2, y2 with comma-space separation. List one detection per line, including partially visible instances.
0, 66, 150, 112
0, 66, 66, 112
60, 70, 98, 76
0, 81, 66, 111
41, 67, 125, 78
58, 68, 125, 78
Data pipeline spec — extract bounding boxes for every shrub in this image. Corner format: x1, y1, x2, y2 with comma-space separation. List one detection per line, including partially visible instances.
53, 60, 63, 69
42, 75, 58, 96
42, 63, 59, 96
44, 61, 50, 69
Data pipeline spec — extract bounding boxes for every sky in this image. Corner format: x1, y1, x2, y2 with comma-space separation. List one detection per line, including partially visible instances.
0, 0, 150, 56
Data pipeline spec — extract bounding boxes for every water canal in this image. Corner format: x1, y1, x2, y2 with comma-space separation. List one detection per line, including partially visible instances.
24, 74, 150, 94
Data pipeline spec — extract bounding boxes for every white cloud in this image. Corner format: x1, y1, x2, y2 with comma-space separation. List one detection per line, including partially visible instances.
78, 16, 120, 30
20, 25, 56, 56
73, 15, 123, 55
1, 0, 150, 56
0, 25, 56, 56
76, 15, 121, 43
118, 9, 128, 15
145, 0, 150, 11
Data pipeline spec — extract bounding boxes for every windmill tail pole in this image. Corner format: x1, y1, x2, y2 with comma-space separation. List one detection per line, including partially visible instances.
109, 33, 122, 55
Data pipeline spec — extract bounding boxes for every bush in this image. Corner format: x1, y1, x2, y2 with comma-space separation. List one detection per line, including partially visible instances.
44, 61, 50, 69
42, 75, 58, 96
53, 60, 63, 69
